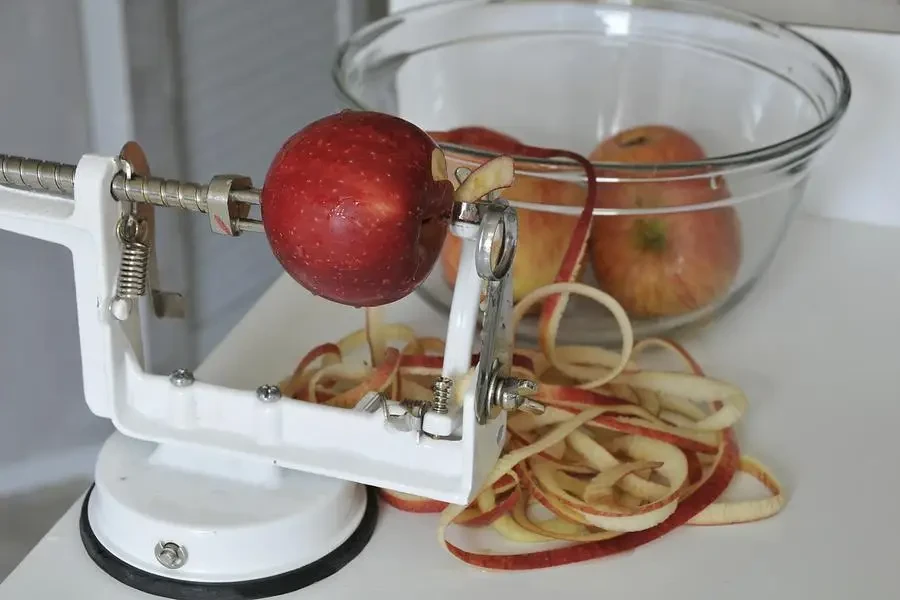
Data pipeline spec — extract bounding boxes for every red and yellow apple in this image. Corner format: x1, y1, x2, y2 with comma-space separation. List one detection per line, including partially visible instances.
428, 127, 588, 304
588, 125, 741, 318
261, 110, 455, 307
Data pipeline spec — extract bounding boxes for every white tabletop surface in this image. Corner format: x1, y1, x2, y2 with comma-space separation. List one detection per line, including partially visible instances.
3, 211, 899, 598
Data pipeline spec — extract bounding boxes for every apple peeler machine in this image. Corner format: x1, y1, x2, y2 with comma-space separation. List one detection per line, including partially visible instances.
0, 139, 543, 599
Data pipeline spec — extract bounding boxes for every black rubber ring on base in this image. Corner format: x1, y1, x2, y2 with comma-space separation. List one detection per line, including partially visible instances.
79, 483, 378, 600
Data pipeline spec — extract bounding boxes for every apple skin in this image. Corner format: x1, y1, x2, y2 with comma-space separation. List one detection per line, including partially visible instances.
429, 127, 587, 304
589, 125, 709, 167
588, 125, 741, 318
261, 110, 455, 307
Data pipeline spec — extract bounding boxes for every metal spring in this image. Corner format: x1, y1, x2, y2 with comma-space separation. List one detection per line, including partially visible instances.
431, 377, 453, 414
114, 213, 151, 301
116, 239, 150, 299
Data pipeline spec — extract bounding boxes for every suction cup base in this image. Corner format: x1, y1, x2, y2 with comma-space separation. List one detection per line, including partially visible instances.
79, 433, 378, 599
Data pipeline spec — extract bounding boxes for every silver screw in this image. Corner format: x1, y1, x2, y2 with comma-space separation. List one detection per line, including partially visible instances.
256, 384, 281, 403
169, 368, 194, 387
154, 541, 187, 569
498, 378, 535, 409
496, 377, 544, 414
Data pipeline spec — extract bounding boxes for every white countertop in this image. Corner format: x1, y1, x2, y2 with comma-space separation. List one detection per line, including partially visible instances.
4, 210, 899, 598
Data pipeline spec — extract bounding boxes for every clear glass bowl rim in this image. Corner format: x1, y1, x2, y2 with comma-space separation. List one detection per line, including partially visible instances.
333, 0, 852, 216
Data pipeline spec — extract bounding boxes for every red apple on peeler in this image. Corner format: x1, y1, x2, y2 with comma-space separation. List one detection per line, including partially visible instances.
261, 110, 455, 307
429, 127, 588, 305
588, 125, 742, 318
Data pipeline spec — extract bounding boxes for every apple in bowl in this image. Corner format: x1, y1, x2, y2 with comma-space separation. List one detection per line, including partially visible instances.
588, 126, 742, 318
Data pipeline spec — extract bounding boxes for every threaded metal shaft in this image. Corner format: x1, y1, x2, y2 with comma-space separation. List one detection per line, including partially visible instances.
111, 175, 210, 213
0, 153, 261, 215
0, 155, 76, 196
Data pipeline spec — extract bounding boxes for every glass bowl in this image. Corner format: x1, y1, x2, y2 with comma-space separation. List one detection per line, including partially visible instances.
333, 0, 850, 345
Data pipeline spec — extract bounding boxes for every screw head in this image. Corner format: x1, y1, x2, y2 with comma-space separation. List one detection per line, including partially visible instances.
169, 368, 194, 387
256, 384, 281, 403
154, 541, 187, 569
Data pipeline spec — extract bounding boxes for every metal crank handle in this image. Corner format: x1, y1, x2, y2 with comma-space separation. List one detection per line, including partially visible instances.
0, 153, 263, 237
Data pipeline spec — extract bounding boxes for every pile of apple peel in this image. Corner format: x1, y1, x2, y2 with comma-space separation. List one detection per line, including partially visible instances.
278, 154, 785, 570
